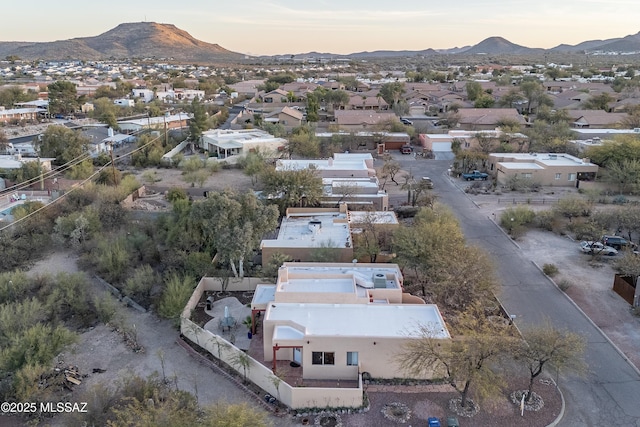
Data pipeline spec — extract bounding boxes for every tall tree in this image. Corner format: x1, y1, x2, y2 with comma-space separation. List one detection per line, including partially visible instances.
398, 306, 515, 409
260, 167, 323, 212
188, 97, 208, 143
39, 125, 89, 165
516, 320, 586, 402
465, 81, 483, 102
48, 81, 78, 115
189, 191, 279, 278
520, 80, 551, 114
379, 82, 405, 108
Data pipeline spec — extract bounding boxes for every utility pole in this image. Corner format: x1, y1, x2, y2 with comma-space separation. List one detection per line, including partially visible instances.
108, 142, 117, 185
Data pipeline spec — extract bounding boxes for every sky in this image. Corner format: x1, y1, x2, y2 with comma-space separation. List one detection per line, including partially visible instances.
2, 0, 640, 56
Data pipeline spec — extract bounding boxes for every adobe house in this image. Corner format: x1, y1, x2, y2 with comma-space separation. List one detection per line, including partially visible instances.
251, 263, 449, 381
488, 152, 598, 187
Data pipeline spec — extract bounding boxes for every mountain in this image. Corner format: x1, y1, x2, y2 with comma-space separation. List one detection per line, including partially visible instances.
459, 36, 543, 55
0, 22, 243, 62
1, 23, 640, 61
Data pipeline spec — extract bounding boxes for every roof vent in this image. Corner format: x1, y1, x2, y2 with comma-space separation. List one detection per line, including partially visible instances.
308, 220, 322, 233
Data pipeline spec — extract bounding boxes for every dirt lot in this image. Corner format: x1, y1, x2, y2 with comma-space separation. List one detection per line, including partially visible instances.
467, 189, 640, 370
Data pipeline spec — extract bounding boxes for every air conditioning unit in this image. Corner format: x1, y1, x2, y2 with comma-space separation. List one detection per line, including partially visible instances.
372, 273, 386, 288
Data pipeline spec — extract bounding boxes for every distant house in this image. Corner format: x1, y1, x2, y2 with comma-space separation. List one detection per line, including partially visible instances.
488, 152, 598, 187
334, 110, 398, 131
264, 106, 304, 129
200, 128, 287, 159
0, 107, 39, 123
117, 114, 190, 132
113, 99, 134, 108
565, 110, 627, 128
262, 89, 289, 103
455, 108, 526, 131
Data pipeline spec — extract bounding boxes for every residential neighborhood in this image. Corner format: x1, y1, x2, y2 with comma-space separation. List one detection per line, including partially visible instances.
3, 24, 640, 427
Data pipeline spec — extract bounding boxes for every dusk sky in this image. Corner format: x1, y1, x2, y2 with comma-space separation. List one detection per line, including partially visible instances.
2, 0, 639, 56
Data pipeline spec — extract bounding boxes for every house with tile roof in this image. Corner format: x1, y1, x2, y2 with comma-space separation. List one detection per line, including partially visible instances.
334, 110, 398, 131
565, 110, 628, 128
455, 108, 527, 131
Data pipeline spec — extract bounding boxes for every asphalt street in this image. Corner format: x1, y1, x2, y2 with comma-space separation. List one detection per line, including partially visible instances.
391, 155, 640, 427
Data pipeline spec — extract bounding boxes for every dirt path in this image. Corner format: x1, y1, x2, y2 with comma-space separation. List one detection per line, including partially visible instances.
26, 252, 265, 425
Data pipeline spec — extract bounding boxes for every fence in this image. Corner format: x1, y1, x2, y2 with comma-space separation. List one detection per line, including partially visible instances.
497, 198, 559, 205
180, 277, 364, 410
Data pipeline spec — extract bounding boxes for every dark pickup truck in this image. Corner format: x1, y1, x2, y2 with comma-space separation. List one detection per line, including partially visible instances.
461, 170, 489, 181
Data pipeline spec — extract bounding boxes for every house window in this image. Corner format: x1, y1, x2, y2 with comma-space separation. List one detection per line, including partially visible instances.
312, 352, 335, 365
555, 173, 562, 180
464, 142, 470, 148
346, 352, 359, 366
568, 173, 576, 181
521, 173, 532, 179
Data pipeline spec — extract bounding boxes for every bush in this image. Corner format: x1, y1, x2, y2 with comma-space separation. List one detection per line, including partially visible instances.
157, 274, 195, 326
542, 263, 559, 277
500, 206, 536, 234
93, 294, 119, 324
557, 279, 572, 291
534, 210, 556, 231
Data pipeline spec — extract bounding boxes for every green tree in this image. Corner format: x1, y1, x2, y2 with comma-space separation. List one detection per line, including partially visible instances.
553, 196, 591, 222
516, 320, 586, 402
520, 80, 551, 114
399, 306, 514, 409
92, 97, 119, 128
585, 135, 640, 166
465, 81, 483, 101
188, 97, 208, 143
48, 81, 78, 115
604, 159, 640, 194
379, 82, 406, 108
189, 191, 279, 277
474, 93, 495, 108
260, 167, 323, 212
39, 125, 89, 165
582, 92, 614, 110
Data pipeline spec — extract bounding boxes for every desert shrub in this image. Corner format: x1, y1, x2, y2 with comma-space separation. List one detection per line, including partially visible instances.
534, 210, 556, 231
157, 274, 195, 326
542, 263, 559, 277
557, 279, 572, 291
567, 220, 603, 241
554, 196, 591, 221
93, 294, 119, 324
123, 265, 158, 304
166, 187, 188, 203
93, 237, 130, 284
500, 205, 536, 234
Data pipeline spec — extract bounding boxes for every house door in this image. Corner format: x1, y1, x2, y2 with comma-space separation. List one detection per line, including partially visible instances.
293, 348, 302, 365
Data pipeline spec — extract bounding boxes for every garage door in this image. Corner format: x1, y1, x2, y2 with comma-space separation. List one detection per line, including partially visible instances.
431, 142, 452, 152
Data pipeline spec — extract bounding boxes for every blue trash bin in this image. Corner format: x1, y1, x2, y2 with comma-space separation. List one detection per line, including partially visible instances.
428, 417, 441, 427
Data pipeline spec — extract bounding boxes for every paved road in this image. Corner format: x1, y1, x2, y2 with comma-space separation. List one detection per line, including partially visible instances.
390, 156, 640, 427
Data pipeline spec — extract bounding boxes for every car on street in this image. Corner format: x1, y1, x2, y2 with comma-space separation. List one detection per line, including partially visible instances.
422, 176, 434, 189
580, 241, 618, 256
601, 235, 637, 250
400, 118, 413, 125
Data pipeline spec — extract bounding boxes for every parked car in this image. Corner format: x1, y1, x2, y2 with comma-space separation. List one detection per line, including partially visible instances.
461, 170, 489, 181
580, 241, 618, 256
400, 118, 413, 125
400, 145, 412, 154
601, 235, 637, 250
422, 176, 434, 189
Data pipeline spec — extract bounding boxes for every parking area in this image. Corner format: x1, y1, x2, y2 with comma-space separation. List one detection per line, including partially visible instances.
466, 188, 640, 370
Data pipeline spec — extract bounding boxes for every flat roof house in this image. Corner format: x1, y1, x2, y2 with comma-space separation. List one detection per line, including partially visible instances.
488, 152, 599, 187
252, 262, 449, 381
200, 128, 287, 159
260, 205, 398, 265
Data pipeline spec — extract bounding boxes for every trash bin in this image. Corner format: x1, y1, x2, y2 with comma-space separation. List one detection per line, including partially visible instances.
206, 296, 214, 311
447, 417, 459, 427
428, 417, 441, 427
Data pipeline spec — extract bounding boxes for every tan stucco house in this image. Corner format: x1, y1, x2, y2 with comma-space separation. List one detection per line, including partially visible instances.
488, 152, 599, 187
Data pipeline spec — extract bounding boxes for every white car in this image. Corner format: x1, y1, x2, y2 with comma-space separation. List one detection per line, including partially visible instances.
579, 241, 618, 256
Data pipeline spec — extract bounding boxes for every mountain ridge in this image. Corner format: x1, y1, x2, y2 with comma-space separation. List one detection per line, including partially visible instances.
1, 22, 639, 61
